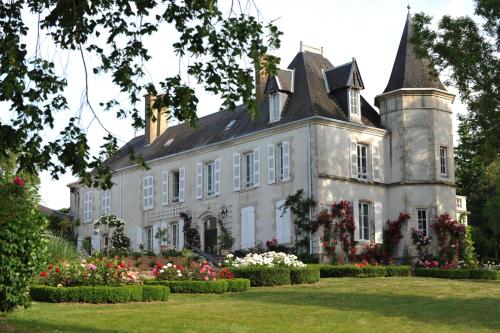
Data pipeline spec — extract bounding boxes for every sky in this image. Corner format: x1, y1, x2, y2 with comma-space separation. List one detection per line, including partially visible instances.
16, 0, 477, 210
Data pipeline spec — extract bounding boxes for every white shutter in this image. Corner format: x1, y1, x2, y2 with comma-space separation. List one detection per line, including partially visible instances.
353, 199, 360, 242
275, 200, 283, 243
162, 172, 169, 205
152, 224, 159, 252
268, 144, 276, 184
214, 158, 221, 195
350, 139, 358, 178
374, 202, 383, 243
196, 162, 203, 199
241, 206, 255, 249
233, 153, 241, 191
136, 226, 143, 249
282, 141, 290, 181
253, 147, 260, 187
372, 145, 380, 182
143, 177, 148, 208
283, 204, 292, 243
276, 199, 291, 243
178, 167, 185, 202
149, 176, 154, 208
178, 219, 185, 249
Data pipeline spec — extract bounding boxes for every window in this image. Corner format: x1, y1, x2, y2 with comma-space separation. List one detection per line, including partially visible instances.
101, 190, 110, 215
172, 223, 179, 249
358, 202, 370, 241
357, 144, 369, 179
143, 176, 154, 210
417, 208, 429, 236
457, 197, 463, 209
83, 191, 92, 222
269, 93, 281, 122
102, 234, 109, 249
349, 89, 360, 117
146, 227, 153, 251
206, 162, 215, 195
278, 141, 290, 181
440, 146, 448, 176
172, 170, 180, 203
244, 152, 254, 188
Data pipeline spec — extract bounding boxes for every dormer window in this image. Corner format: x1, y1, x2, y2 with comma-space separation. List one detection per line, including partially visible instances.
348, 89, 360, 118
269, 93, 281, 123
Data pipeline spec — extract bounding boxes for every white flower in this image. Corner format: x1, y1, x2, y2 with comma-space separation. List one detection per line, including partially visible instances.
159, 269, 164, 273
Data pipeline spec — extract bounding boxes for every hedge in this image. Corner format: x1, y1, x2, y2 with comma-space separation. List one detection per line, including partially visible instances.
415, 268, 499, 280
145, 280, 228, 294
315, 265, 411, 278
29, 285, 170, 303
225, 279, 251, 292
230, 266, 291, 287
290, 266, 320, 284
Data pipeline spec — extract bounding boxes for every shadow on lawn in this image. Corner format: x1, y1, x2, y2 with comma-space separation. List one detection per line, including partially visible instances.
4, 318, 118, 333
239, 286, 500, 331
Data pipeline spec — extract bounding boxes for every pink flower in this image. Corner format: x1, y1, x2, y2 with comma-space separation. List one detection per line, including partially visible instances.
86, 263, 97, 270
203, 276, 209, 281
13, 176, 25, 187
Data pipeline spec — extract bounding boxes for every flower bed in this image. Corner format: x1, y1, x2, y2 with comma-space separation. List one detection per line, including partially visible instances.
230, 266, 291, 287
145, 280, 229, 294
290, 266, 320, 284
314, 265, 411, 278
415, 268, 499, 280
29, 285, 169, 303
226, 252, 305, 268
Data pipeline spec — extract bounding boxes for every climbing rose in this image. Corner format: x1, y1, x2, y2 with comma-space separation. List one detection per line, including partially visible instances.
13, 176, 25, 187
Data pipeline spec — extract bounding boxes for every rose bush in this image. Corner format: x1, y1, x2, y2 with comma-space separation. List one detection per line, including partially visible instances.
153, 261, 230, 281
225, 252, 306, 268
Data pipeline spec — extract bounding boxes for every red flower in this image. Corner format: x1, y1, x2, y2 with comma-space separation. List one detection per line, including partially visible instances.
119, 262, 126, 269
55, 267, 60, 273
39, 271, 48, 277
48, 264, 53, 270
13, 176, 25, 187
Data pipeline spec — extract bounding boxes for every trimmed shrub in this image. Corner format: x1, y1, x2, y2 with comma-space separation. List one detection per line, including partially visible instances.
146, 280, 228, 294
316, 265, 411, 278
225, 279, 251, 292
230, 266, 291, 287
30, 285, 170, 303
141, 285, 170, 301
416, 268, 499, 280
290, 266, 320, 284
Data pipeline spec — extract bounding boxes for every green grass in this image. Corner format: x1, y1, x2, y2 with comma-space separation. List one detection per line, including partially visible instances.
2, 277, 500, 333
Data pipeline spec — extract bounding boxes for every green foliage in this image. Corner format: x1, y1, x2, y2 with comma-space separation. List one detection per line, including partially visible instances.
145, 280, 228, 294
82, 236, 92, 255
415, 268, 499, 280
0, 1, 281, 189
0, 175, 47, 313
230, 266, 291, 287
283, 189, 316, 254
217, 218, 234, 251
46, 214, 73, 240
411, 1, 500, 259
314, 265, 411, 278
225, 279, 251, 292
44, 232, 79, 264
29, 285, 169, 303
290, 266, 320, 284
461, 225, 479, 267
154, 227, 168, 246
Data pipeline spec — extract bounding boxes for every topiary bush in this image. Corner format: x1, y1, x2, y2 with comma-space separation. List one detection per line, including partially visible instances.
145, 280, 228, 294
1, 173, 47, 313
315, 265, 411, 278
290, 266, 320, 284
416, 268, 499, 280
29, 285, 169, 303
230, 266, 291, 287
225, 279, 251, 292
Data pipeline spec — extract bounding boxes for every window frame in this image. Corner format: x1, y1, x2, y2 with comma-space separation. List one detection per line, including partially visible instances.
417, 208, 429, 237
440, 146, 448, 177
83, 191, 92, 223
269, 93, 281, 123
357, 143, 369, 180
358, 202, 370, 241
206, 161, 215, 196
172, 223, 179, 249
146, 227, 154, 251
243, 152, 254, 188
172, 170, 180, 203
101, 189, 110, 215
348, 89, 360, 118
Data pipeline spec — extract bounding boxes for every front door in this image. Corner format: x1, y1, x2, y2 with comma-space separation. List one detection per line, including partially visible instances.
204, 217, 218, 254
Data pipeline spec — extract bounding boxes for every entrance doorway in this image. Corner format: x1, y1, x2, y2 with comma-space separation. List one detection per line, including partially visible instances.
204, 217, 218, 254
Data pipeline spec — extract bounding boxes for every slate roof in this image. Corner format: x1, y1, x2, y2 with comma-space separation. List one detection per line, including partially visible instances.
325, 59, 365, 92
384, 13, 445, 93
104, 51, 382, 171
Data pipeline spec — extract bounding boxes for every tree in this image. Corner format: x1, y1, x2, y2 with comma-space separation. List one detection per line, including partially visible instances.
411, 0, 499, 258
0, 0, 281, 188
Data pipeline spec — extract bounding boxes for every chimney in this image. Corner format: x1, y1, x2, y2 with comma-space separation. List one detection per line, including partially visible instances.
144, 94, 168, 145
255, 55, 269, 105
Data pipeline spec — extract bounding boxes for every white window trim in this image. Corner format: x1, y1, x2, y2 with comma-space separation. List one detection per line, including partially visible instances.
101, 190, 110, 215
440, 146, 448, 177
348, 89, 361, 118
172, 170, 180, 203
357, 143, 369, 180
206, 161, 215, 196
269, 93, 281, 123
358, 201, 371, 241
244, 152, 254, 188
417, 208, 429, 237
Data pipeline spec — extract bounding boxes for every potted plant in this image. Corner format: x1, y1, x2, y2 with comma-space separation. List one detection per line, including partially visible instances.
155, 227, 169, 252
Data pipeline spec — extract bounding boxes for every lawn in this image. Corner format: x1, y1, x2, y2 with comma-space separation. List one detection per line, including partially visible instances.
2, 277, 500, 333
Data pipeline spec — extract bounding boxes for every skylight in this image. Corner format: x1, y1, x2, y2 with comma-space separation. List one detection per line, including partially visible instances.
224, 120, 236, 130
164, 138, 174, 147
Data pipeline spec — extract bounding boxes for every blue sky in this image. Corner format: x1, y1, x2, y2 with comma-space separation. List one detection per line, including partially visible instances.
21, 0, 476, 209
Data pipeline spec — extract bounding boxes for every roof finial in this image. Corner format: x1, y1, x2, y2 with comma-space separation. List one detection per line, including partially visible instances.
407, 3, 411, 14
